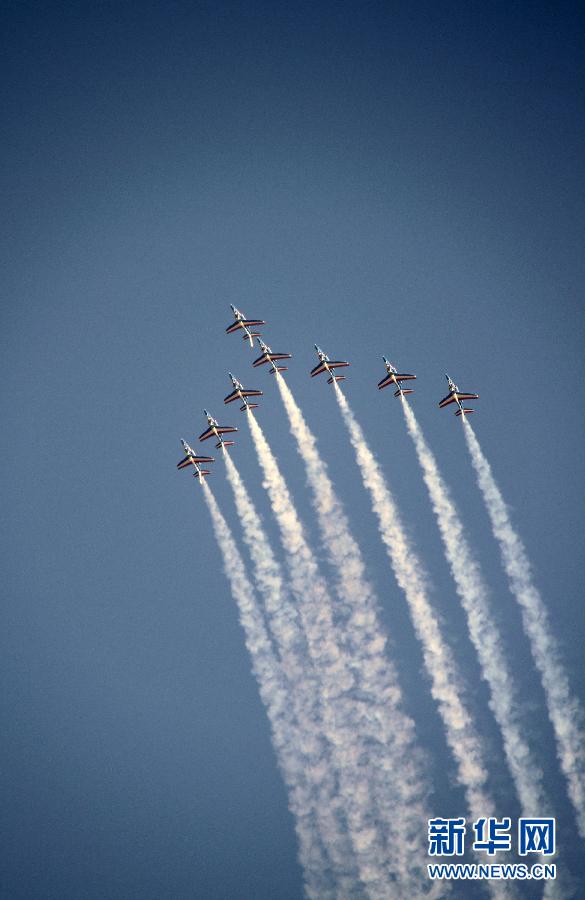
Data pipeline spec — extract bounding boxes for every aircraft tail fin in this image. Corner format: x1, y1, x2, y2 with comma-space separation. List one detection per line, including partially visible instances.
216, 440, 235, 448
327, 374, 346, 384
193, 469, 211, 480
270, 366, 288, 374
455, 408, 474, 417
395, 388, 414, 397
241, 403, 259, 411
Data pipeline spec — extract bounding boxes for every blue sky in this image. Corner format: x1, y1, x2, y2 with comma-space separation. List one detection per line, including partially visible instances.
2, 2, 584, 897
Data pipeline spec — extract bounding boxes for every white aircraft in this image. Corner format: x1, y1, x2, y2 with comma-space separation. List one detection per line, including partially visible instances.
224, 373, 263, 412
252, 338, 291, 374
176, 439, 215, 472
198, 410, 238, 449
225, 305, 265, 348
439, 375, 479, 416
310, 345, 349, 384
378, 357, 416, 397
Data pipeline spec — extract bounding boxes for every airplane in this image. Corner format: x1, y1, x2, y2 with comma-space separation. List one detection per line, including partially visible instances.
198, 409, 238, 448
224, 372, 263, 412
378, 357, 416, 397
176, 438, 215, 471
310, 345, 349, 384
438, 375, 479, 416
225, 304, 265, 348
252, 337, 292, 374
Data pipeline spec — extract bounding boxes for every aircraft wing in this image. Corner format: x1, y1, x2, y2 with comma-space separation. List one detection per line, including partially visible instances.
177, 454, 213, 468
395, 373, 416, 382
224, 389, 262, 404
456, 392, 479, 401
226, 318, 265, 334
199, 426, 217, 441
255, 352, 290, 367
378, 375, 395, 390
253, 354, 270, 367
199, 424, 237, 441
439, 393, 457, 408
311, 360, 348, 377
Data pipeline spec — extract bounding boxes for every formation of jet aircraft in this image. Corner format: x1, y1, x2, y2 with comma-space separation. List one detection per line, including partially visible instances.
199, 410, 238, 449
377, 357, 416, 397
176, 439, 214, 479
225, 305, 265, 348
177, 306, 484, 477
224, 373, 263, 412
310, 345, 350, 384
438, 375, 479, 416
253, 338, 291, 374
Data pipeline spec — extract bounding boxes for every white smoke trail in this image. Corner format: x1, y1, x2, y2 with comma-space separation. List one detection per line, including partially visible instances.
462, 419, 585, 837
201, 481, 334, 899
332, 385, 496, 828
276, 375, 428, 784
247, 413, 433, 898
401, 399, 550, 823
222, 451, 360, 894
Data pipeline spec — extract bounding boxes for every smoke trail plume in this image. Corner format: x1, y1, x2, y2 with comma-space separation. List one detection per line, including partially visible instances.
276, 375, 428, 784
201, 481, 334, 898
247, 413, 433, 898
222, 451, 360, 894
462, 420, 585, 837
401, 399, 550, 823
333, 385, 496, 829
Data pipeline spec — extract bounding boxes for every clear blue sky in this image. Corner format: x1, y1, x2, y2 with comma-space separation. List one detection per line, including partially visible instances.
2, 2, 584, 897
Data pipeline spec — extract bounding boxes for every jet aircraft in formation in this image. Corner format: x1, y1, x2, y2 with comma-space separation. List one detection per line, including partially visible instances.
199, 410, 238, 449
177, 308, 484, 476
253, 338, 292, 374
224, 373, 263, 411
225, 305, 265, 348
438, 375, 479, 416
176, 439, 214, 480
378, 357, 416, 397
310, 345, 350, 384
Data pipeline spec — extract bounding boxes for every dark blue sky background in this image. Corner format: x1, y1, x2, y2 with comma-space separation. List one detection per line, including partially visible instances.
2, 2, 584, 897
